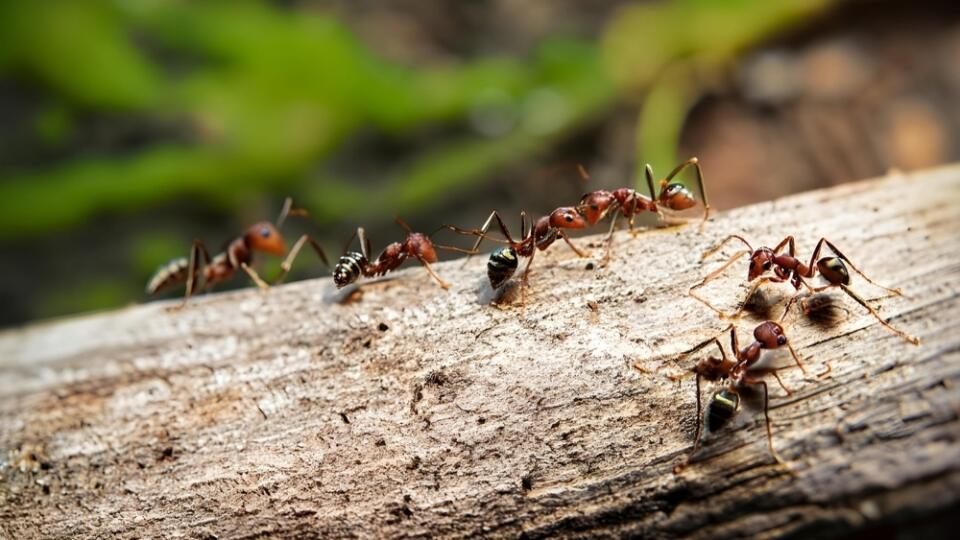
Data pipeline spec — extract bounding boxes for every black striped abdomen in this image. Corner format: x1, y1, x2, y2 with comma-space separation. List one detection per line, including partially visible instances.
334, 251, 366, 288
487, 247, 519, 289
146, 257, 191, 295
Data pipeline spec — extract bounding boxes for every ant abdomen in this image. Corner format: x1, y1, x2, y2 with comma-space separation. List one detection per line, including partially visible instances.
146, 257, 191, 295
817, 257, 851, 286
334, 251, 366, 288
706, 389, 740, 432
488, 246, 518, 289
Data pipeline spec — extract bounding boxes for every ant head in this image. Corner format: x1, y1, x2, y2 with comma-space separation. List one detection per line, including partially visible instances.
577, 192, 614, 225
660, 183, 697, 211
246, 222, 286, 256
748, 248, 776, 281
817, 257, 850, 286
755, 321, 788, 349
549, 207, 587, 230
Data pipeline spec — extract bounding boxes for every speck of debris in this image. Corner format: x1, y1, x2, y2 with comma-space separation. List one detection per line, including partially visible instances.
634, 295, 647, 304
408, 456, 421, 470
339, 412, 351, 424
378, 322, 389, 332
477, 417, 486, 425
362, 338, 372, 348
521, 475, 533, 491
403, 494, 412, 503
585, 262, 595, 270
160, 447, 174, 460
425, 370, 447, 386
587, 300, 599, 312
375, 439, 386, 447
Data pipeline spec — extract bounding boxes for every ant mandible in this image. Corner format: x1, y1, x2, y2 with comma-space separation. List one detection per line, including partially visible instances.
576, 157, 710, 261
689, 235, 919, 344
443, 207, 588, 304
146, 198, 306, 302
331, 218, 454, 290
655, 319, 806, 471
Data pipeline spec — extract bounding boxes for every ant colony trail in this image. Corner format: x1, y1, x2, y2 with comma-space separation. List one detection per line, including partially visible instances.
2, 164, 957, 539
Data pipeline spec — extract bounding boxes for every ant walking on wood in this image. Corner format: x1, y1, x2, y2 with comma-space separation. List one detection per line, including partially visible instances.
328, 218, 455, 290
689, 235, 919, 344
146, 198, 307, 302
576, 157, 711, 262
442, 207, 588, 304
652, 317, 806, 471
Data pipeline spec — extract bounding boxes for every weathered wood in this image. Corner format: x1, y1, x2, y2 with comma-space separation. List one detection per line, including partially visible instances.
1, 166, 959, 539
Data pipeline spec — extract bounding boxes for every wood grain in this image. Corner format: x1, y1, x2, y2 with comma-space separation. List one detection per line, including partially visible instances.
1, 165, 959, 539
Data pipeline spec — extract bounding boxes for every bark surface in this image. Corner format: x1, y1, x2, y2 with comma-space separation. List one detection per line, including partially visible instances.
1, 166, 959, 539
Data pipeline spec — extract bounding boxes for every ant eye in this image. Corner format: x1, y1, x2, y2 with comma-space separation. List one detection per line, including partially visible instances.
260, 227, 271, 238
763, 262, 771, 270
565, 215, 573, 222
591, 204, 598, 211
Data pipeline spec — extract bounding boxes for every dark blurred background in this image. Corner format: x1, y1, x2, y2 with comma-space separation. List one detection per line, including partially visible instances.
0, 0, 958, 327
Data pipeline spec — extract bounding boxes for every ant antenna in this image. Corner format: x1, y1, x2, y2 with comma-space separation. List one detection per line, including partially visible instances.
576, 164, 591, 182
276, 197, 293, 228
395, 216, 413, 234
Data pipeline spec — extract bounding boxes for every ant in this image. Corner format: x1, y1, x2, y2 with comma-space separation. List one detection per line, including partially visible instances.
689, 235, 919, 344
655, 318, 806, 471
146, 198, 308, 302
576, 158, 710, 261
443, 207, 588, 303
329, 218, 454, 290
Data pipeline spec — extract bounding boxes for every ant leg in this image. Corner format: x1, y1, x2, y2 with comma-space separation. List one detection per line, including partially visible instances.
747, 378, 785, 466
450, 211, 516, 267
785, 341, 807, 374
674, 334, 731, 363
518, 247, 538, 309
701, 234, 753, 261
180, 239, 212, 307
770, 370, 793, 396
675, 374, 705, 473
726, 277, 783, 319
839, 284, 920, 344
240, 263, 270, 290
644, 164, 657, 199
770, 235, 796, 257
275, 234, 329, 284
820, 239, 903, 296
558, 231, 588, 258
664, 157, 711, 230
357, 227, 372, 261
688, 250, 750, 317
599, 213, 619, 265
417, 256, 451, 290
657, 157, 711, 230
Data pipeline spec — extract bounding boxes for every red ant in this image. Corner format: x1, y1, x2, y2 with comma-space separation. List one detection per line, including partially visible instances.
576, 158, 710, 260
651, 319, 806, 471
689, 235, 919, 344
443, 207, 588, 303
328, 218, 454, 290
146, 198, 308, 301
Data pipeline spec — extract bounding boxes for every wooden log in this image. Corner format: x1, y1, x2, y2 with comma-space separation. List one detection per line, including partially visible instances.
1, 165, 959, 539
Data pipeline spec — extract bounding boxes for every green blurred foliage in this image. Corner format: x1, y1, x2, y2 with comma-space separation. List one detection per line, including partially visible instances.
0, 0, 833, 320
